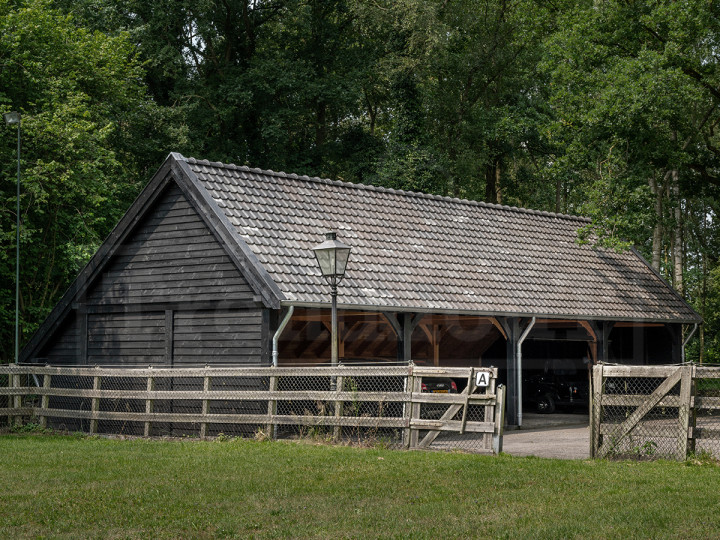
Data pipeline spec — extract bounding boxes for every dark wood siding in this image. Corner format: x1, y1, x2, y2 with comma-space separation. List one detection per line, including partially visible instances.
31, 181, 270, 367
87, 313, 166, 365
37, 314, 79, 365
86, 184, 255, 305
173, 309, 263, 364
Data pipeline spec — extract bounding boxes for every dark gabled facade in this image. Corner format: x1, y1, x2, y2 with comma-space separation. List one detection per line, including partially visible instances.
21, 153, 701, 425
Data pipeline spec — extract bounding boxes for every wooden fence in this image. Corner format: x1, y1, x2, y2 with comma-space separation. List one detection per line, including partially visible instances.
591, 363, 720, 460
0, 364, 504, 453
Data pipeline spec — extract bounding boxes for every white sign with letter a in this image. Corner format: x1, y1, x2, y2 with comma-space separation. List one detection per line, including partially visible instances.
475, 370, 490, 388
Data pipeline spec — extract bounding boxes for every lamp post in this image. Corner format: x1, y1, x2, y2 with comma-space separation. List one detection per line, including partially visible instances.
3, 111, 20, 364
312, 232, 351, 370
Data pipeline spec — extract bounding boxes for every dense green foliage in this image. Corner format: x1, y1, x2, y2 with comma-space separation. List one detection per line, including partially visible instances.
1, 0, 719, 360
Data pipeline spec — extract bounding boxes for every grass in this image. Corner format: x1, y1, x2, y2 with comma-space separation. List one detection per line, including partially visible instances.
1, 434, 720, 539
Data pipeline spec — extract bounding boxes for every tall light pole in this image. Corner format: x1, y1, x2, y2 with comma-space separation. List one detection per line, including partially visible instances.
4, 111, 21, 364
312, 232, 351, 371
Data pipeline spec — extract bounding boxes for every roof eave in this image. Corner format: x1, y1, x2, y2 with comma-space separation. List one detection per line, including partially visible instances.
279, 300, 701, 325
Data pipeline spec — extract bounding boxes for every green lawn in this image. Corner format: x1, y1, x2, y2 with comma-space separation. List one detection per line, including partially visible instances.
1, 434, 719, 539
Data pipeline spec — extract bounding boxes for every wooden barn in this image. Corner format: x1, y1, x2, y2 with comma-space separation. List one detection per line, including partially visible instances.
20, 153, 701, 426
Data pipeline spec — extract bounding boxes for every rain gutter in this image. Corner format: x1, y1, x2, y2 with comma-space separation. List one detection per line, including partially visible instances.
681, 323, 698, 362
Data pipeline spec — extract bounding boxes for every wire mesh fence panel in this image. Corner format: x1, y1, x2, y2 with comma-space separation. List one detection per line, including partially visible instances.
0, 364, 501, 453
45, 374, 93, 433
96, 376, 147, 436
692, 372, 720, 458
0, 373, 9, 429
593, 365, 693, 461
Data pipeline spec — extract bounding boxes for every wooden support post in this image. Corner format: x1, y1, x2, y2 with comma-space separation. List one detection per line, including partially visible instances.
591, 364, 603, 458
144, 375, 155, 437
333, 374, 344, 441
165, 310, 174, 366
267, 374, 277, 439
79, 310, 88, 365
39, 374, 51, 429
90, 375, 101, 434
678, 364, 694, 460
504, 318, 520, 426
200, 375, 211, 439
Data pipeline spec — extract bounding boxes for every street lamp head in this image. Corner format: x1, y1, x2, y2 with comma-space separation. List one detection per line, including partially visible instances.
3, 111, 20, 125
312, 231, 351, 280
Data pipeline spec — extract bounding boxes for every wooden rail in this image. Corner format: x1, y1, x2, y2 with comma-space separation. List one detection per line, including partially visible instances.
591, 363, 720, 460
0, 364, 500, 452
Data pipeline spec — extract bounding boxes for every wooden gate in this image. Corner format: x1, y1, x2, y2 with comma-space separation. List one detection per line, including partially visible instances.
408, 366, 504, 453
591, 364, 693, 460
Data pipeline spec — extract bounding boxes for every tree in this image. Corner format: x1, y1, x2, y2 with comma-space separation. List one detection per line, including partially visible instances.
541, 0, 720, 287
0, 0, 175, 361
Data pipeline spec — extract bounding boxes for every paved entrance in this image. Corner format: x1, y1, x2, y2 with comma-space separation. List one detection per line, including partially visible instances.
502, 413, 589, 460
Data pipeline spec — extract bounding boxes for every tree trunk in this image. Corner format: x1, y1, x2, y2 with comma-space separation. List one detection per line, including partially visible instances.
648, 175, 663, 271
485, 159, 501, 204
671, 169, 683, 294
555, 177, 562, 214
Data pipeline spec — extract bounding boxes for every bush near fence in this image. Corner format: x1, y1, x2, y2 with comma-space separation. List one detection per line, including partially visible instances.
0, 364, 503, 454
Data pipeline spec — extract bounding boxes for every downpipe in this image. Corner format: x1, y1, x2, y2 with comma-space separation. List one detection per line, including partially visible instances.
682, 323, 698, 363
517, 317, 536, 428
272, 306, 294, 367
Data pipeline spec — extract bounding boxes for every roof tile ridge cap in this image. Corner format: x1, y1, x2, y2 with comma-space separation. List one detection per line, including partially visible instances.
182, 155, 591, 223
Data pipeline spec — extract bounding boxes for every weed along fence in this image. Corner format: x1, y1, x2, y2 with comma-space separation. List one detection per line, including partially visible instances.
0, 364, 504, 453
591, 363, 720, 460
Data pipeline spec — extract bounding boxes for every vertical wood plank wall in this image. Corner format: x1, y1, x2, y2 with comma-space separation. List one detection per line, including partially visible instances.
35, 183, 266, 367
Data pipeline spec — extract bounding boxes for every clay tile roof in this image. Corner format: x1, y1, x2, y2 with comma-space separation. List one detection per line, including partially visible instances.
182, 156, 700, 323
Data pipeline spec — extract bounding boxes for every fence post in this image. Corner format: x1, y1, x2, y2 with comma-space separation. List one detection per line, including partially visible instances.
144, 373, 155, 437
403, 369, 412, 448
267, 372, 277, 439
409, 371, 422, 449
678, 364, 693, 460
689, 365, 697, 456
200, 374, 211, 439
13, 372, 22, 428
492, 384, 506, 454
333, 372, 344, 441
591, 364, 603, 458
39, 374, 51, 429
90, 374, 101, 434
6, 370, 12, 428
482, 369, 496, 451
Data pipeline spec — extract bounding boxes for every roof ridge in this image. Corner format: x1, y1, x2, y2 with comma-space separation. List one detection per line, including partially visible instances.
182, 155, 591, 223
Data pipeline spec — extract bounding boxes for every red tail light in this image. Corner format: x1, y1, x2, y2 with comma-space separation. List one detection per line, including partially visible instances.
451, 381, 458, 392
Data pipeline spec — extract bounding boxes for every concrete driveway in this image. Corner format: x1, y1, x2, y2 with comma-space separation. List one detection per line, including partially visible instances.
502, 414, 590, 460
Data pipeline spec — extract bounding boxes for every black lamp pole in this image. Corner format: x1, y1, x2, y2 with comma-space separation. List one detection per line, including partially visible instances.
312, 231, 351, 372
4, 112, 20, 364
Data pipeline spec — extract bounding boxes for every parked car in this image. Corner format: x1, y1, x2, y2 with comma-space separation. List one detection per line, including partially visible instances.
523, 372, 589, 414
412, 360, 458, 418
